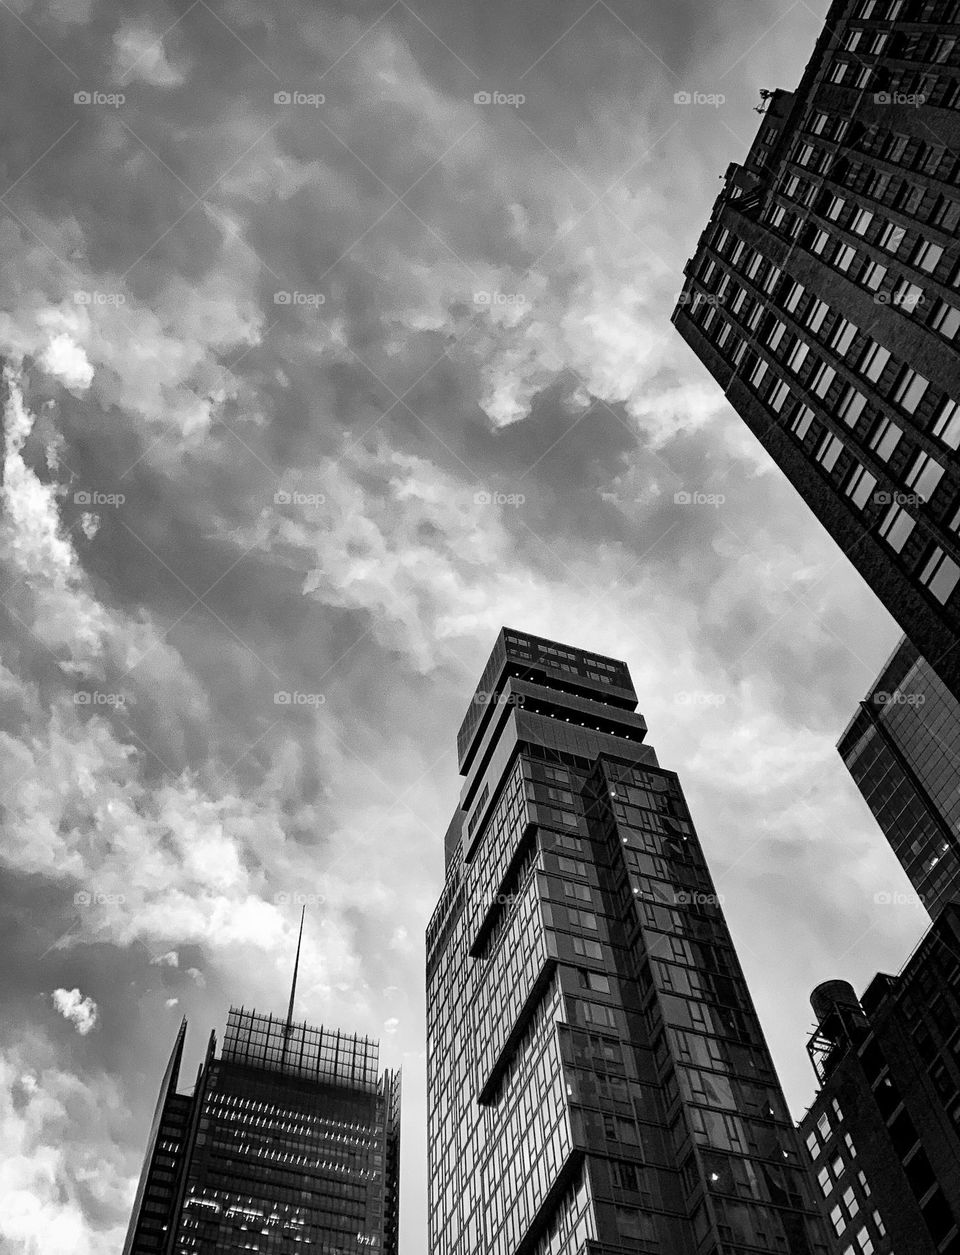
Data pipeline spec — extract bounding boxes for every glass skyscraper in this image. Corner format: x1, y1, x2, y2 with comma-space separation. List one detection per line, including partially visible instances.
672, 0, 960, 703
426, 627, 827, 1255
838, 635, 960, 915
123, 1007, 400, 1255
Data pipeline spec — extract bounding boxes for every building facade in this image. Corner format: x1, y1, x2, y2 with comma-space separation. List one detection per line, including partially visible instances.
123, 1008, 400, 1255
798, 904, 960, 1254
838, 635, 960, 916
426, 627, 828, 1255
673, 0, 960, 701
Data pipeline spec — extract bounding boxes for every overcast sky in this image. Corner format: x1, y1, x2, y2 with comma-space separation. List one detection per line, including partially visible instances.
0, 1, 931, 1251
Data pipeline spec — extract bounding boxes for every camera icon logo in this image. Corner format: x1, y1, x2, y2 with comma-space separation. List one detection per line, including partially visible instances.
74, 890, 92, 905
274, 91, 292, 104
274, 291, 291, 305
74, 491, 91, 504
474, 91, 492, 104
873, 91, 891, 104
74, 291, 91, 304
474, 490, 492, 505
674, 90, 692, 105
74, 91, 91, 105
674, 491, 692, 504
274, 490, 292, 504
274, 691, 292, 705
274, 891, 291, 904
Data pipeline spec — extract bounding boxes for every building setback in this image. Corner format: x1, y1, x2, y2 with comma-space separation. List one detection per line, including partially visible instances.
838, 634, 960, 916
673, 0, 960, 701
123, 1004, 400, 1254
798, 904, 960, 1254
426, 627, 828, 1255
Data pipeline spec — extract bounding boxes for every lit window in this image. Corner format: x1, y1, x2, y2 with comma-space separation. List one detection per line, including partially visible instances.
892, 280, 924, 313
806, 299, 830, 332
914, 240, 944, 274
870, 417, 902, 461
818, 1165, 833, 1196
892, 368, 928, 414
767, 319, 787, 350
857, 1226, 874, 1255
806, 1129, 820, 1158
827, 195, 845, 221
811, 362, 836, 398
811, 228, 831, 255
835, 243, 857, 272
817, 1112, 832, 1139
750, 358, 768, 388
784, 280, 805, 312
932, 398, 960, 450
905, 451, 944, 502
788, 340, 809, 373
879, 502, 915, 553
830, 1203, 844, 1235
859, 342, 890, 383
830, 62, 848, 85
769, 380, 791, 413
920, 548, 960, 604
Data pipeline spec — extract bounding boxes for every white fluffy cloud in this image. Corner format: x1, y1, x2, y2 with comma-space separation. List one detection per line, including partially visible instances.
50, 989, 98, 1036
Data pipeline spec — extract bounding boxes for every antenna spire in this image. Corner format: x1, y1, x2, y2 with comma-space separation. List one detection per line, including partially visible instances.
285, 906, 305, 1034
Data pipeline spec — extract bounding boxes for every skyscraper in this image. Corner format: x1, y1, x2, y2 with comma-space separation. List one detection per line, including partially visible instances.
672, 0, 960, 701
123, 928, 400, 1254
798, 904, 960, 1253
426, 627, 828, 1255
838, 634, 960, 916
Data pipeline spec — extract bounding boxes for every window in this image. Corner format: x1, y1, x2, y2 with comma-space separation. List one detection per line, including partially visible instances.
818, 1165, 833, 1196
806, 299, 829, 332
767, 319, 786, 350
763, 264, 782, 295
585, 971, 611, 993
817, 433, 844, 472
870, 417, 902, 461
892, 368, 928, 414
831, 318, 857, 356
811, 228, 831, 256
879, 221, 906, 253
861, 260, 887, 291
879, 502, 915, 553
905, 451, 944, 502
784, 280, 805, 312
914, 240, 944, 274
850, 207, 873, 236
811, 363, 836, 398
920, 548, 960, 604
568, 909, 598, 930
859, 342, 890, 383
932, 300, 960, 341
573, 936, 603, 959
932, 398, 960, 450
806, 1129, 820, 1158
838, 387, 867, 427
769, 381, 791, 413
826, 194, 845, 221
847, 465, 877, 509
830, 62, 848, 85
792, 405, 814, 439
564, 882, 592, 902
750, 358, 768, 388
892, 280, 924, 312
788, 340, 809, 373
835, 243, 857, 272
932, 196, 960, 232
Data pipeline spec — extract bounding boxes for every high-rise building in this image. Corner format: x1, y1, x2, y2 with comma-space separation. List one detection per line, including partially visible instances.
426, 627, 828, 1255
798, 903, 960, 1254
123, 929, 400, 1254
672, 0, 960, 702
838, 635, 960, 916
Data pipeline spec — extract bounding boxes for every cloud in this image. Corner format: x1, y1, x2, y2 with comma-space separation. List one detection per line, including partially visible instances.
50, 989, 98, 1036
112, 23, 187, 87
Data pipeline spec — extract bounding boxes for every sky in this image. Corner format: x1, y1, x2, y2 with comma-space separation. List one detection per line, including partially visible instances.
0, 0, 933, 1251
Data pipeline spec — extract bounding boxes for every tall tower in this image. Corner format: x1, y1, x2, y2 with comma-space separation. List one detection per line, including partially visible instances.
672, 0, 960, 700
426, 628, 827, 1255
838, 635, 960, 916
123, 932, 400, 1254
